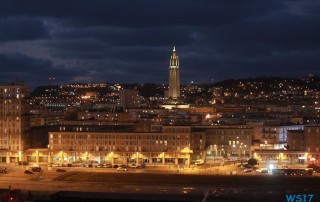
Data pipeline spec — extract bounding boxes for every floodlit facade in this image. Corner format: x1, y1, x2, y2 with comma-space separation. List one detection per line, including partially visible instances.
205, 126, 253, 157
0, 82, 30, 163
48, 126, 193, 166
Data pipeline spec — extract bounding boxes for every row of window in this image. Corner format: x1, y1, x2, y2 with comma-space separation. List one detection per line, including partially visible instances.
0, 145, 19, 150
50, 133, 189, 140
208, 135, 251, 140
306, 128, 320, 133
51, 145, 183, 152
0, 128, 20, 134
163, 128, 190, 133
257, 154, 306, 158
207, 130, 252, 135
50, 139, 188, 147
0, 129, 21, 134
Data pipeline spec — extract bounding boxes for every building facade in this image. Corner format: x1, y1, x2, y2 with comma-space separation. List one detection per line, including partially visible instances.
0, 82, 30, 163
119, 89, 141, 108
205, 126, 253, 158
48, 125, 193, 166
257, 125, 304, 150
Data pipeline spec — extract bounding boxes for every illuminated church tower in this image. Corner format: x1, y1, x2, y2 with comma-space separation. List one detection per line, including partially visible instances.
161, 47, 189, 109
168, 47, 180, 100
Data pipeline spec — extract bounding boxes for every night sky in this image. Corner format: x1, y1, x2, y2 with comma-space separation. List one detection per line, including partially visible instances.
0, 0, 320, 88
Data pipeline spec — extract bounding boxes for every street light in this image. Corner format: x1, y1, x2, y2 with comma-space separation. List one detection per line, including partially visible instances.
162, 152, 165, 165
18, 151, 22, 162
278, 153, 282, 165
18, 151, 23, 169
48, 144, 51, 164
136, 152, 139, 164
213, 144, 217, 160
36, 150, 39, 164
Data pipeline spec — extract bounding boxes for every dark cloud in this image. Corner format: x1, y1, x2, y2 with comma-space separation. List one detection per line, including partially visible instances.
54, 26, 195, 47
0, 16, 48, 42
0, 1, 278, 27
0, 0, 319, 86
0, 52, 80, 88
0, 52, 52, 72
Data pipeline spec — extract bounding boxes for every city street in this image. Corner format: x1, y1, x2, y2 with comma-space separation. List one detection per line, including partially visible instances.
0, 163, 320, 201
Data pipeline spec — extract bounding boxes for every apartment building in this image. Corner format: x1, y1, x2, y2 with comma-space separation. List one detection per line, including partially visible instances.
0, 82, 30, 163
48, 125, 193, 166
205, 126, 253, 157
257, 125, 304, 150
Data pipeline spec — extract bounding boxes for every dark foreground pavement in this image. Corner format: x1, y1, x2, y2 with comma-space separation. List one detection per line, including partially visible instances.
2, 172, 320, 202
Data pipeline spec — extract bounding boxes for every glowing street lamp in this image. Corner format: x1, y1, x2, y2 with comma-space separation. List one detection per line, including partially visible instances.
36, 150, 39, 163
162, 152, 165, 165
136, 152, 139, 164
18, 151, 22, 162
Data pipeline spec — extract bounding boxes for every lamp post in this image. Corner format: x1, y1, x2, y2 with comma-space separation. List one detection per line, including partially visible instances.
48, 144, 51, 164
213, 144, 217, 161
265, 141, 268, 149
36, 150, 39, 164
18, 151, 23, 169
136, 152, 139, 164
162, 152, 165, 165
110, 151, 114, 165
279, 153, 283, 166
244, 145, 247, 157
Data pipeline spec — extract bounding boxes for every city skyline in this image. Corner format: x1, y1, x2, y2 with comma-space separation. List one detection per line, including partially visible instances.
0, 1, 320, 88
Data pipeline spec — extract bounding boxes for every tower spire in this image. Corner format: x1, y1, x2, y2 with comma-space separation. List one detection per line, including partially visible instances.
168, 47, 180, 100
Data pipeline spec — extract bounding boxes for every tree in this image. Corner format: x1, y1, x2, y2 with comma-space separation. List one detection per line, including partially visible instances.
248, 157, 258, 166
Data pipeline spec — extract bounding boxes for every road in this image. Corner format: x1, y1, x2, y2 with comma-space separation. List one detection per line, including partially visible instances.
0, 164, 320, 201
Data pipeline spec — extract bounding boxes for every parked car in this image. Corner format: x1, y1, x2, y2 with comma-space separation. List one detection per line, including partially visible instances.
24, 170, 33, 174
307, 164, 320, 173
31, 167, 41, 172
112, 164, 119, 168
241, 164, 253, 169
243, 168, 254, 173
83, 163, 93, 168
96, 163, 112, 168
95, 164, 103, 168
256, 168, 268, 173
117, 165, 128, 171
56, 169, 67, 172
129, 163, 140, 168
140, 163, 146, 168
128, 163, 147, 168
18, 161, 29, 165
0, 168, 7, 174
105, 163, 112, 168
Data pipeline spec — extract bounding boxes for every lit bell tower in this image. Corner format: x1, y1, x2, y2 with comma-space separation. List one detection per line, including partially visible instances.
168, 46, 180, 100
